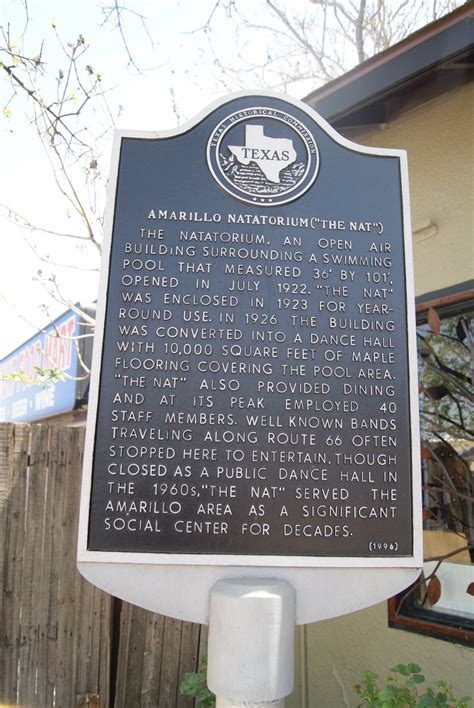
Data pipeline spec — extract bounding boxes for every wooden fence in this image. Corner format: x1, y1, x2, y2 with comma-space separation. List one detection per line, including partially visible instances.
0, 423, 207, 707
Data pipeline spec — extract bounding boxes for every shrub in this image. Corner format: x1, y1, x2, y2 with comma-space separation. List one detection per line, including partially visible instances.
353, 663, 471, 707
179, 656, 216, 707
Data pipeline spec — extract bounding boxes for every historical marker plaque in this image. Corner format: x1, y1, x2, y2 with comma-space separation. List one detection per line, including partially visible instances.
78, 93, 422, 620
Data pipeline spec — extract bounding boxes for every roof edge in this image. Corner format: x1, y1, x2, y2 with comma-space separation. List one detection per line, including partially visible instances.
304, 3, 474, 120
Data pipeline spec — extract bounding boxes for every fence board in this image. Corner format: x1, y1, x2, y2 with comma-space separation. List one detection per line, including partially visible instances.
16, 425, 50, 705
37, 425, 65, 705
141, 611, 166, 707
73, 559, 96, 695
0, 422, 205, 707
88, 586, 106, 697
73, 429, 101, 700
2, 425, 27, 700
114, 602, 149, 706
56, 427, 87, 707
196, 625, 210, 708
176, 621, 201, 708
113, 601, 132, 706
158, 616, 185, 707
1, 424, 17, 700
98, 589, 113, 708
197, 623, 208, 667
0, 423, 13, 630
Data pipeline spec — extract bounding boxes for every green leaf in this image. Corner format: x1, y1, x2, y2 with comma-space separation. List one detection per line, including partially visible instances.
392, 664, 410, 676
379, 685, 398, 700
407, 663, 422, 674
353, 663, 471, 708
419, 696, 437, 707
365, 669, 379, 681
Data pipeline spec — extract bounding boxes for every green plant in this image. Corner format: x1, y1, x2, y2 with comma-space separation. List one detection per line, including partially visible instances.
353, 663, 471, 707
0, 366, 65, 388
179, 656, 216, 707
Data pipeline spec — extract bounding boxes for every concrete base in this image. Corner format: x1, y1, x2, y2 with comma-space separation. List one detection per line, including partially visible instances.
208, 578, 296, 706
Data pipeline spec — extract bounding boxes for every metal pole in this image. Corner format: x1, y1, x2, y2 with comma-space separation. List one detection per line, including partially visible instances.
207, 578, 296, 707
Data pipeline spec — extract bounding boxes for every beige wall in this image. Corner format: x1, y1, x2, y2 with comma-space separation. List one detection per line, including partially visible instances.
288, 602, 473, 707
290, 82, 473, 708
353, 81, 473, 298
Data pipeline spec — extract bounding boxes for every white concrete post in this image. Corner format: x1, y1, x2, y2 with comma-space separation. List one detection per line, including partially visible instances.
207, 578, 296, 707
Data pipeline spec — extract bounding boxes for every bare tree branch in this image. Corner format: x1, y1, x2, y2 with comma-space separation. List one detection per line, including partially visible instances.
355, 0, 366, 62
0, 205, 92, 241
100, 1, 155, 71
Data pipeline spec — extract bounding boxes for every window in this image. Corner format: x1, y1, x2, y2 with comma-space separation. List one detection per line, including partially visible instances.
389, 290, 474, 646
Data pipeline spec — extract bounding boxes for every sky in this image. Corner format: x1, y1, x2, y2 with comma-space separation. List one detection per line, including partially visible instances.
1, 0, 318, 358
0, 0, 458, 358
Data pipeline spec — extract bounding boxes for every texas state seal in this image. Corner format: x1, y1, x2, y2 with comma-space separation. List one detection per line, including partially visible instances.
206, 106, 320, 207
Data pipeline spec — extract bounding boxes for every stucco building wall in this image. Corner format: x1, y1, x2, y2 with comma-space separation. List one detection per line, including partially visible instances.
288, 602, 473, 707
355, 81, 473, 298
288, 82, 473, 708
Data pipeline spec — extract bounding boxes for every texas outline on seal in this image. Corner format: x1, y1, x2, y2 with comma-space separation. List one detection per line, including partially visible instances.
228, 125, 297, 183
207, 106, 320, 206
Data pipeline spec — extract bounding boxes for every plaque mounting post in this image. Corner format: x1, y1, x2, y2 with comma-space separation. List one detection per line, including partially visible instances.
207, 578, 296, 707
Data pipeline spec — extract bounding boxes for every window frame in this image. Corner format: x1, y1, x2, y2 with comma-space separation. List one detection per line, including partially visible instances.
387, 284, 474, 646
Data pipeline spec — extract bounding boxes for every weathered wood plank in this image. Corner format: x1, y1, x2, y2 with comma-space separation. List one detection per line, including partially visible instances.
123, 604, 149, 706
73, 559, 96, 695
17, 424, 50, 706
0, 423, 13, 632
36, 425, 66, 706
176, 621, 201, 708
87, 585, 106, 695
73, 430, 113, 706
114, 601, 152, 707
141, 611, 166, 707
114, 601, 133, 707
74, 578, 112, 705
55, 426, 84, 707
197, 623, 208, 667
72, 427, 101, 701
1, 424, 30, 702
98, 589, 113, 708
158, 616, 184, 707
0, 423, 14, 701
3, 425, 30, 701
194, 624, 210, 708
1, 422, 208, 706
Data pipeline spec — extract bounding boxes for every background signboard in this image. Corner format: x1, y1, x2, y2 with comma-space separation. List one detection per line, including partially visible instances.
0, 307, 92, 422
78, 92, 422, 623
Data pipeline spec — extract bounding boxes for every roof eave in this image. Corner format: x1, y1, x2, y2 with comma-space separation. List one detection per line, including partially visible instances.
304, 3, 474, 124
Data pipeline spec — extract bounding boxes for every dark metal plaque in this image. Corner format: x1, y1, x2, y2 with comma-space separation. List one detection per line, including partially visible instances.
85, 93, 418, 562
